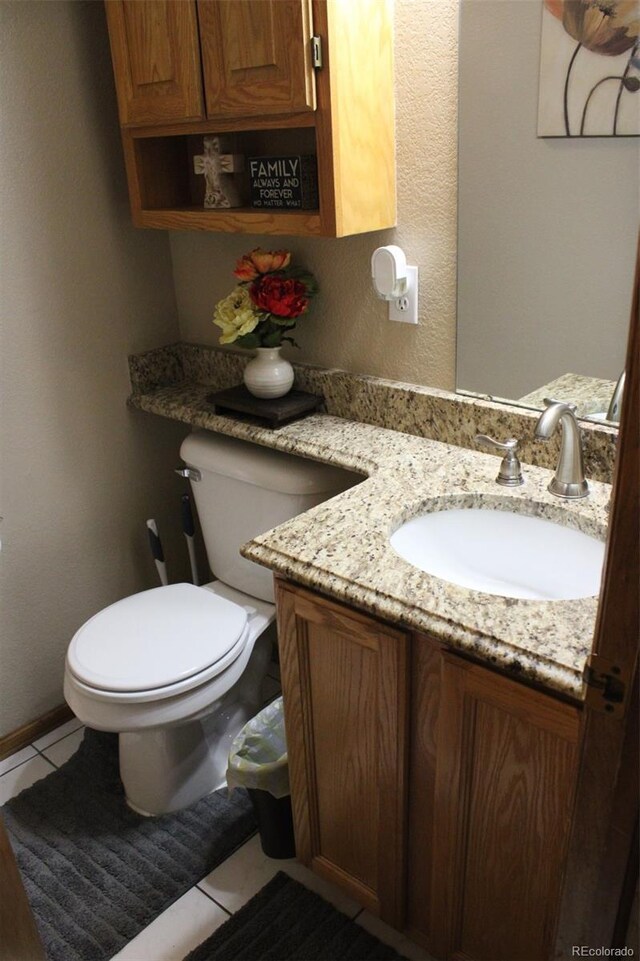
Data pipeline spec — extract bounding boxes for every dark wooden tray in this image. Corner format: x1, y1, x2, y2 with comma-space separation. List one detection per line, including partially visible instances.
205, 385, 324, 428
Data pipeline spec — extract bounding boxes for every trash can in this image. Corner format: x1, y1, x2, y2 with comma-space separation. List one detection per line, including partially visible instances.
226, 696, 295, 859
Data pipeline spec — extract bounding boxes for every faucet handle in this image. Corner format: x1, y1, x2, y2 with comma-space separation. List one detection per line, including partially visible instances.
475, 434, 524, 487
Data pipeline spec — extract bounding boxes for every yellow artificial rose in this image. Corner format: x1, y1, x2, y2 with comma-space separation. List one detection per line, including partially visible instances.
213, 287, 261, 344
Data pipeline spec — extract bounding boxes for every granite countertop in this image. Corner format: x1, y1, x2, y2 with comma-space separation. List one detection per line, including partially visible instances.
240, 417, 608, 703
130, 383, 607, 702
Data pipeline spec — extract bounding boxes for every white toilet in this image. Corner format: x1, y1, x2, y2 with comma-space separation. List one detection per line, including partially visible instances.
64, 430, 355, 816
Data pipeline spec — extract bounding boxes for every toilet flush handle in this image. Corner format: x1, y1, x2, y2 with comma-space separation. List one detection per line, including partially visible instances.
175, 467, 202, 482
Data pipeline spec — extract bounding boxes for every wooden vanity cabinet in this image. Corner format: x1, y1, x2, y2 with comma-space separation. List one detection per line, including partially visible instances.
103, 0, 396, 236
275, 579, 583, 960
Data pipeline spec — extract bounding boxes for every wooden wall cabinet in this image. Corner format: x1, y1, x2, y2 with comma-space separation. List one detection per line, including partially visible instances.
104, 0, 396, 236
275, 579, 582, 960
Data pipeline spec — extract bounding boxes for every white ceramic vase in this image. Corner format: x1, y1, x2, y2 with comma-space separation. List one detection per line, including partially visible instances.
243, 347, 294, 399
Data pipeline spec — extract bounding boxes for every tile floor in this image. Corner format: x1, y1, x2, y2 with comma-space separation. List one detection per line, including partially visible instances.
0, 662, 432, 961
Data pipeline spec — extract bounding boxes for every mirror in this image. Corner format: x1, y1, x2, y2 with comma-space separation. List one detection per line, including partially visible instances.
455, 0, 639, 426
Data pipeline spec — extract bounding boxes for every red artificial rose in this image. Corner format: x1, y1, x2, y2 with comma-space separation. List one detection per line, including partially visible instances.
249, 275, 310, 319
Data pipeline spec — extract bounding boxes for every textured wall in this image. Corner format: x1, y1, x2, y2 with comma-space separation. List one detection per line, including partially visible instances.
0, 2, 187, 735
170, 0, 459, 390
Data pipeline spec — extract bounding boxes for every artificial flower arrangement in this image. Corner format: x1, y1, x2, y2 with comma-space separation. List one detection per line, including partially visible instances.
213, 248, 318, 349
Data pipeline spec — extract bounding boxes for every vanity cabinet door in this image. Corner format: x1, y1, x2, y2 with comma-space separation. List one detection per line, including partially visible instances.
429, 654, 581, 961
275, 580, 409, 927
105, 1, 205, 126
197, 0, 316, 119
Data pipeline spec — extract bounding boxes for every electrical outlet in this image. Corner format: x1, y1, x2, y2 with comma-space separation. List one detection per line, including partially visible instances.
389, 266, 418, 324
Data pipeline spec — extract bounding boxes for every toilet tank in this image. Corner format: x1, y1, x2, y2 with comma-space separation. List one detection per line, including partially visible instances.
179, 430, 361, 602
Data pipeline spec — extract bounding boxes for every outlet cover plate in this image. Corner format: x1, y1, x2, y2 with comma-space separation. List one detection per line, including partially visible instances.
389, 265, 418, 324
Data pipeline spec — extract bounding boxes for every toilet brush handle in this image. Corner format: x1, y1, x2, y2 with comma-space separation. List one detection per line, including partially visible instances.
181, 494, 200, 586
146, 519, 168, 587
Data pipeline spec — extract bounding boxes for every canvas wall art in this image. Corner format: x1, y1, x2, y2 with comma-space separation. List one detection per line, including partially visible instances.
538, 0, 640, 137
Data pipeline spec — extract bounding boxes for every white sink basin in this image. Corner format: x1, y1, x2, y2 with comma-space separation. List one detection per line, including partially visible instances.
390, 507, 605, 600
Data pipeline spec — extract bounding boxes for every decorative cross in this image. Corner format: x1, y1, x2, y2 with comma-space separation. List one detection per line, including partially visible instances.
193, 136, 244, 209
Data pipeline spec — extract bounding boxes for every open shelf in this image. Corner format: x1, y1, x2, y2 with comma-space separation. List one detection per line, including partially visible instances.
123, 123, 324, 235
134, 207, 322, 235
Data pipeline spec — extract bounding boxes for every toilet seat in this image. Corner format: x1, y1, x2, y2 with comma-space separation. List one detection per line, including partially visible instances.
66, 583, 248, 700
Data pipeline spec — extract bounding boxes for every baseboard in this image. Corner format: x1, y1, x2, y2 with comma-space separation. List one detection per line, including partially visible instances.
0, 704, 74, 760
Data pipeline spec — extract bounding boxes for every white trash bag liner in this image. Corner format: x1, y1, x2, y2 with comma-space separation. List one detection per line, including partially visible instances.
226, 696, 290, 799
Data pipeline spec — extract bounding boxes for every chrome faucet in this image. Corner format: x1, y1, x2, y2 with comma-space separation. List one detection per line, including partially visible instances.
606, 369, 625, 423
535, 399, 589, 499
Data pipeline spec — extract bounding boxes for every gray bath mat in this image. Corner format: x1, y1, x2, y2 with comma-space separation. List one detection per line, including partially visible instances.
185, 872, 409, 961
3, 728, 256, 961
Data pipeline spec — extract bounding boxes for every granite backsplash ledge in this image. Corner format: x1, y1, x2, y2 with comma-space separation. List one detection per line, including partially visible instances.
128, 342, 186, 394
128, 341, 617, 483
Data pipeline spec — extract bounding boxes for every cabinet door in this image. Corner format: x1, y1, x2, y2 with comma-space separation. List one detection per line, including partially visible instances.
430, 655, 581, 961
105, 1, 204, 126
275, 581, 409, 927
197, 0, 316, 119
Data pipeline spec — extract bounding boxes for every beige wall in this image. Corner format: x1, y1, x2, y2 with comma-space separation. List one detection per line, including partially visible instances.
170, 0, 459, 390
0, 2, 187, 735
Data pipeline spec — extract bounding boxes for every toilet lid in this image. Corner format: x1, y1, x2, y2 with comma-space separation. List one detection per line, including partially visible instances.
67, 584, 248, 693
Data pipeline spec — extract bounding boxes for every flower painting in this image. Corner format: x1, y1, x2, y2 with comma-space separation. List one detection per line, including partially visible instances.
538, 0, 640, 136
